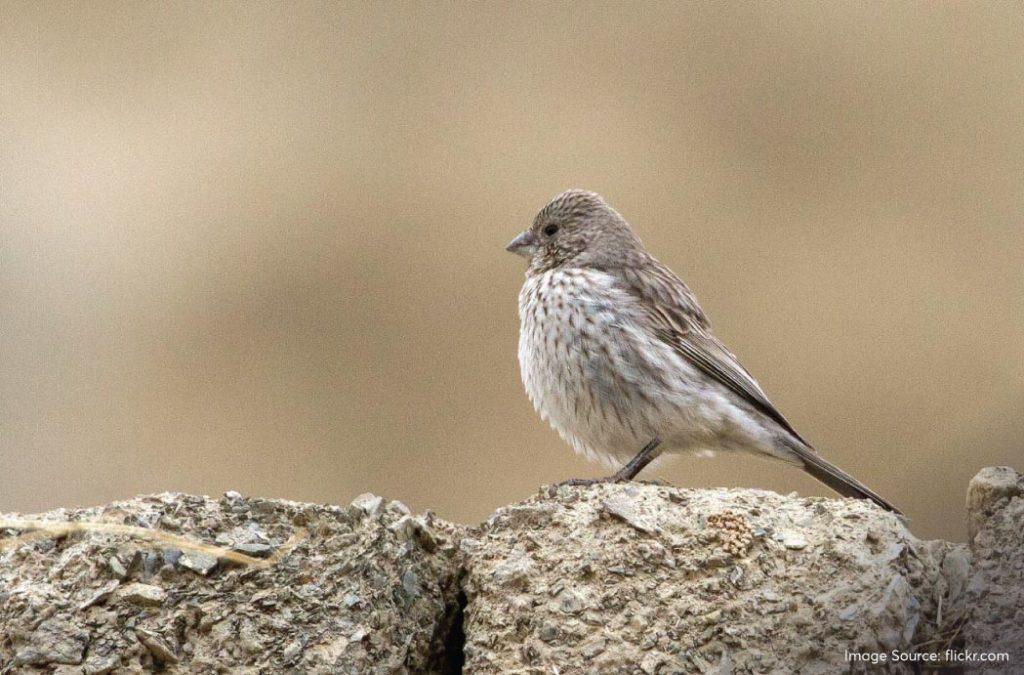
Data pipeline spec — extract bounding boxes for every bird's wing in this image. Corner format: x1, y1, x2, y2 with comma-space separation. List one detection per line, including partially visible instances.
619, 261, 711, 331
618, 259, 811, 448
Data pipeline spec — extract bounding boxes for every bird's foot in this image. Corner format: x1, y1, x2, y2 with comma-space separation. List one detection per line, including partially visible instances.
559, 476, 621, 487
546, 475, 671, 497
546, 475, 624, 497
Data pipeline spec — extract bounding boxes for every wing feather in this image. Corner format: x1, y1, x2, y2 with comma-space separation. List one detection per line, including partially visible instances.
617, 258, 811, 447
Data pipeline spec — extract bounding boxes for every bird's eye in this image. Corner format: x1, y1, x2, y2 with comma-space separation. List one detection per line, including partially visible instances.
543, 224, 559, 237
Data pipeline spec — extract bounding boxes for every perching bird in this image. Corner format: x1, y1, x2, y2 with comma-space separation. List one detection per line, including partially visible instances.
506, 189, 900, 514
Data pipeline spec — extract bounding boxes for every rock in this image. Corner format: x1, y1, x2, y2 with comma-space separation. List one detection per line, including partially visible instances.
350, 492, 384, 517
116, 583, 167, 607
0, 491, 464, 673
1, 469, 1020, 673
964, 466, 1024, 672
461, 482, 963, 673
966, 466, 1022, 541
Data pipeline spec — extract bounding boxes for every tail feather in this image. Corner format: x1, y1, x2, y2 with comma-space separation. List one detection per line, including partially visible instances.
788, 443, 903, 516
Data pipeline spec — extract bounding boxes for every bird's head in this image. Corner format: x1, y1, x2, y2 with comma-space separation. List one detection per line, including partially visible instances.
506, 189, 643, 275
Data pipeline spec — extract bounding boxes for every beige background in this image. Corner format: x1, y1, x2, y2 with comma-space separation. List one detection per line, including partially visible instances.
2, 2, 1021, 542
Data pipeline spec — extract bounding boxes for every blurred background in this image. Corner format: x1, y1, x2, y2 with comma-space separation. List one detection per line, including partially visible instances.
2, 2, 1021, 542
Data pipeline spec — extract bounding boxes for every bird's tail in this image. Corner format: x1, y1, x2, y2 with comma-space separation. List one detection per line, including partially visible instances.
785, 441, 903, 516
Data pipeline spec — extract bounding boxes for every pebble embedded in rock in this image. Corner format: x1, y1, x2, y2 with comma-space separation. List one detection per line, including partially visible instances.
178, 550, 218, 575
130, 550, 161, 577
116, 583, 167, 607
559, 591, 584, 614
388, 514, 437, 552
251, 589, 278, 608
492, 549, 534, 586
601, 494, 658, 533
135, 628, 179, 664
107, 556, 128, 580
401, 569, 419, 600
282, 639, 302, 662
350, 493, 384, 517
640, 652, 666, 674
388, 515, 414, 538
388, 500, 411, 516
581, 639, 606, 659
779, 531, 808, 550
161, 548, 182, 566
232, 542, 274, 559
83, 652, 121, 674
79, 581, 119, 610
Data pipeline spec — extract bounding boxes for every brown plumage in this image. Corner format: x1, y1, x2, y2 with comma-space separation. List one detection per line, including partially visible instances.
507, 189, 901, 514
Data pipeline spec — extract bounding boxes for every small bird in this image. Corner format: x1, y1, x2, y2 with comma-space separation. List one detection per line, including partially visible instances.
507, 189, 900, 514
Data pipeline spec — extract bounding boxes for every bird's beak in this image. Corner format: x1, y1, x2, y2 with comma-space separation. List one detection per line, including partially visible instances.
505, 230, 538, 258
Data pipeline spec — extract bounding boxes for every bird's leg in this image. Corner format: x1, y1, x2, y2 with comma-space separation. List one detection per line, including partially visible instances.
610, 437, 663, 481
554, 438, 662, 488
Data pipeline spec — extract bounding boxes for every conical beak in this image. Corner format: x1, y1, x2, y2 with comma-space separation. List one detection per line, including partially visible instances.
505, 230, 538, 257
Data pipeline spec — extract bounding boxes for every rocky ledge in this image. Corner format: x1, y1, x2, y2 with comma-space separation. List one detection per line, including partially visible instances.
1, 468, 1020, 674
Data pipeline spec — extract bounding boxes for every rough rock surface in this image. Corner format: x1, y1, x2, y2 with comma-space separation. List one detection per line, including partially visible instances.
965, 466, 1024, 673
461, 483, 968, 674
0, 492, 464, 673
2, 469, 1021, 674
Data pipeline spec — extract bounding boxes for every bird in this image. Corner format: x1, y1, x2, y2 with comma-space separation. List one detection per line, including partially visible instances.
506, 189, 901, 514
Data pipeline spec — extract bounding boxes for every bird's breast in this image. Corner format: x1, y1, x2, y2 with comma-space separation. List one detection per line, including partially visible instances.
518, 269, 609, 406
516, 268, 667, 463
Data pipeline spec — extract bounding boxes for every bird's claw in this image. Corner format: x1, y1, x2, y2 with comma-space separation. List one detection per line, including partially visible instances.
569, 475, 632, 487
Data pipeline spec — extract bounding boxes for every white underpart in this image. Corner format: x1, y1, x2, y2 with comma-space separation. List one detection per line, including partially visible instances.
518, 268, 785, 469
